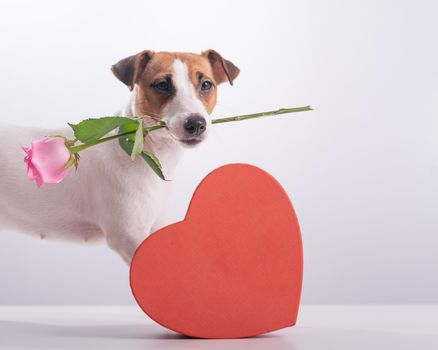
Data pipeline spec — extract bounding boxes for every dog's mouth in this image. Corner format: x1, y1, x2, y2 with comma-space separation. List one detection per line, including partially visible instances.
165, 129, 205, 147
179, 137, 204, 147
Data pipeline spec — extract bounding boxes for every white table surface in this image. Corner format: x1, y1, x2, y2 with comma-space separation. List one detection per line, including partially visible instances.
0, 305, 437, 349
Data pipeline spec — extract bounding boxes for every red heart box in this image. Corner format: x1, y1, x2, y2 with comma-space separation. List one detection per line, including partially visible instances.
130, 163, 303, 338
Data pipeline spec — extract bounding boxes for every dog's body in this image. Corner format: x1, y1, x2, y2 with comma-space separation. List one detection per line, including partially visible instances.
0, 50, 239, 263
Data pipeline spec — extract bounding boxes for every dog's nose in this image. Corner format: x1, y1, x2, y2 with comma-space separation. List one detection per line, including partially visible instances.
184, 115, 206, 137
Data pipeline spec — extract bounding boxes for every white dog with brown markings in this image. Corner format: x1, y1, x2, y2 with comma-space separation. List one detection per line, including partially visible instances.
0, 50, 239, 264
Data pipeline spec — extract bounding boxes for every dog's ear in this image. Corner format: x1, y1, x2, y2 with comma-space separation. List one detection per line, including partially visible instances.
111, 50, 154, 91
202, 49, 240, 86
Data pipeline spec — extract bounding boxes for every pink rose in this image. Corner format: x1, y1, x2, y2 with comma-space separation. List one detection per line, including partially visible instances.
22, 138, 72, 188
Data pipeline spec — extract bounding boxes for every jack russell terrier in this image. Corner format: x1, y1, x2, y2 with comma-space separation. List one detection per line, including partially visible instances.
0, 50, 240, 264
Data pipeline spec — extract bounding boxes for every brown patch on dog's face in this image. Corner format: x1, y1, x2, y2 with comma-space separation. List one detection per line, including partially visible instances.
133, 52, 176, 120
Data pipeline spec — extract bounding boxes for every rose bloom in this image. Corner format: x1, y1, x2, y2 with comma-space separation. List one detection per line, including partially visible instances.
22, 137, 72, 188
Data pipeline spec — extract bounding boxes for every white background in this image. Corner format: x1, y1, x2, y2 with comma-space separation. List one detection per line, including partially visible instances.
0, 0, 437, 305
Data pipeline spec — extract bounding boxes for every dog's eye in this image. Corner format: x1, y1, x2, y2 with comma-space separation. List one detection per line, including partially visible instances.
201, 80, 213, 91
153, 79, 170, 92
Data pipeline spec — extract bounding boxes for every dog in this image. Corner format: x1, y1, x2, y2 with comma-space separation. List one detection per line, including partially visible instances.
0, 50, 239, 264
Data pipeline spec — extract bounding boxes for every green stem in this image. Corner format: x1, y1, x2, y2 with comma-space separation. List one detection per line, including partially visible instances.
68, 106, 312, 154
211, 105, 313, 124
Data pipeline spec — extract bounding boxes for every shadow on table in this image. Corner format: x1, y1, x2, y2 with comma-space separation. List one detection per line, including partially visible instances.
0, 321, 296, 350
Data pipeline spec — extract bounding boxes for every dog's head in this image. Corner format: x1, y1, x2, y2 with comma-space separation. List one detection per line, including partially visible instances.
111, 50, 239, 147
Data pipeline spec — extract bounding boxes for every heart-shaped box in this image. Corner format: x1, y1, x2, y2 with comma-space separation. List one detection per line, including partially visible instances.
130, 164, 303, 338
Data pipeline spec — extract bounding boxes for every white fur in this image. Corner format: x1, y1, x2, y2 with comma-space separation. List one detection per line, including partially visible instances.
0, 58, 209, 264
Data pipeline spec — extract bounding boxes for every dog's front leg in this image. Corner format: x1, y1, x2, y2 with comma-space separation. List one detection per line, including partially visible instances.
104, 222, 152, 265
